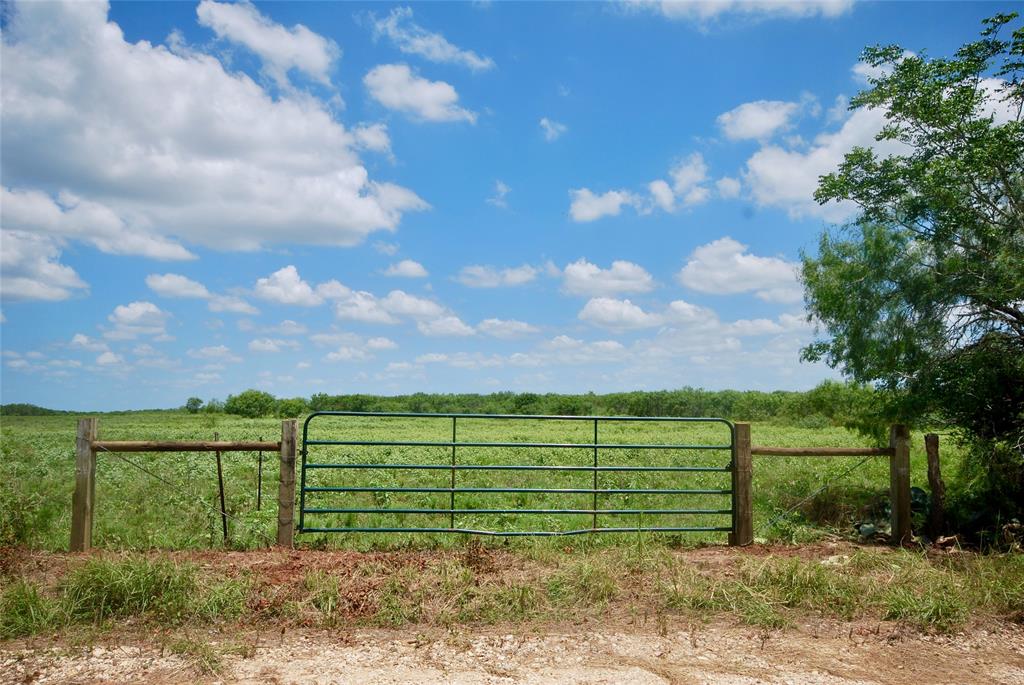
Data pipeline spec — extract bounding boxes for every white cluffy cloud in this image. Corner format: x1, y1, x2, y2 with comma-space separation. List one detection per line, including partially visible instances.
578, 297, 663, 330
718, 100, 800, 141
478, 318, 540, 339
677, 237, 802, 303
568, 189, 638, 222
487, 180, 511, 209
0, 231, 88, 301
561, 259, 654, 297
105, 301, 171, 340
572, 152, 711, 221
365, 64, 477, 123
368, 6, 494, 71
196, 0, 339, 87
539, 117, 568, 141
147, 272, 259, 314
628, 0, 853, 23
383, 259, 429, 278
1, 2, 426, 253
254, 266, 324, 306
456, 264, 538, 288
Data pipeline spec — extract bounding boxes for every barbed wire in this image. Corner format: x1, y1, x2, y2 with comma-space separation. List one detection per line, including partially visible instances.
93, 443, 277, 548
757, 456, 874, 534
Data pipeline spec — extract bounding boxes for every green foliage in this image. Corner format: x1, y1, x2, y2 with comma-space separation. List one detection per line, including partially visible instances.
183, 397, 204, 414
61, 558, 198, 623
0, 403, 67, 416
0, 580, 59, 638
274, 397, 308, 418
804, 13, 1024, 529
224, 389, 276, 418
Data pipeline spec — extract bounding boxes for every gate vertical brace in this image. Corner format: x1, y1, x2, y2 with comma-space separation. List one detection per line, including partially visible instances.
729, 422, 753, 546
592, 419, 599, 530
450, 417, 457, 530
70, 417, 99, 552
277, 419, 298, 548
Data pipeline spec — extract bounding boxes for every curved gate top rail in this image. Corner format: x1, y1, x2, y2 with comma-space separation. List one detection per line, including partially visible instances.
299, 411, 737, 537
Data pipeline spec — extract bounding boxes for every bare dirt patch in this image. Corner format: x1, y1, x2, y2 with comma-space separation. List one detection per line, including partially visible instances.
4, 621, 1024, 685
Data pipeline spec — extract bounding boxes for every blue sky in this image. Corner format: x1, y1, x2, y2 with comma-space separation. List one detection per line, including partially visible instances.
0, 0, 1007, 410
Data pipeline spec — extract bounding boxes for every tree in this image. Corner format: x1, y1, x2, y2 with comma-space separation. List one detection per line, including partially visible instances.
224, 389, 276, 419
184, 397, 203, 414
803, 13, 1024, 529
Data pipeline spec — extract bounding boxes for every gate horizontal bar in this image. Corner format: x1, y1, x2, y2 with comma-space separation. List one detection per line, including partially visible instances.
300, 526, 735, 535
305, 440, 731, 450
303, 507, 734, 515
303, 463, 730, 473
303, 486, 731, 495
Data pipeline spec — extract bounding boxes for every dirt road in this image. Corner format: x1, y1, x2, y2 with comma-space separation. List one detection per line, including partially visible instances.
5, 620, 1023, 685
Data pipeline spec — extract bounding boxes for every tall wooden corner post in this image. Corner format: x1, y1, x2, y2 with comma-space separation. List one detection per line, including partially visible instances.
889, 424, 912, 545
277, 419, 298, 548
729, 422, 754, 547
70, 418, 99, 552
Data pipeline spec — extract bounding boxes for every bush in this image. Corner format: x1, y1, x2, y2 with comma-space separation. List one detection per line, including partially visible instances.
224, 390, 276, 418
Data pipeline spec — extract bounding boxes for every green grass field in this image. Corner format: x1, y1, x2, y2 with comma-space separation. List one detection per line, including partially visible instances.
0, 412, 962, 551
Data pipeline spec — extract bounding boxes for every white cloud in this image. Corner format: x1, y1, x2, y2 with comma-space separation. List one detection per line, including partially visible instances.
487, 180, 511, 209
96, 351, 124, 366
417, 315, 475, 337
742, 106, 895, 221
146, 272, 258, 314
716, 176, 742, 199
383, 259, 429, 278
478, 318, 540, 339
70, 333, 109, 353
254, 266, 323, 306
0, 231, 88, 301
717, 100, 800, 141
381, 290, 445, 318
325, 346, 370, 362
456, 264, 538, 288
315, 280, 353, 301
648, 180, 676, 212
539, 117, 568, 141
578, 297, 663, 330
677, 237, 802, 303
364, 63, 477, 123
249, 338, 300, 353
352, 123, 392, 154
366, 336, 398, 350
146, 273, 210, 299
196, 0, 339, 87
2, 2, 426, 253
271, 320, 309, 336
368, 6, 494, 71
106, 301, 170, 340
562, 259, 654, 297
628, 0, 853, 23
568, 188, 638, 222
334, 291, 399, 324
188, 345, 241, 362
208, 295, 259, 315
2, 188, 195, 261
373, 241, 400, 256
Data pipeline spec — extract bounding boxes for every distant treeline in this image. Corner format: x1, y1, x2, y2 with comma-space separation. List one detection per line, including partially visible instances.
2, 382, 883, 428
168, 381, 880, 429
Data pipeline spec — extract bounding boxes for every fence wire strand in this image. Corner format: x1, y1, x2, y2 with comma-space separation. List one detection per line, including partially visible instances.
758, 456, 873, 534
93, 444, 277, 547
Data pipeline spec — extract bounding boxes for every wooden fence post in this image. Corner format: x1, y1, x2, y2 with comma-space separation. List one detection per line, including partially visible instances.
925, 433, 945, 539
277, 419, 298, 548
729, 422, 753, 546
889, 424, 911, 545
70, 418, 98, 552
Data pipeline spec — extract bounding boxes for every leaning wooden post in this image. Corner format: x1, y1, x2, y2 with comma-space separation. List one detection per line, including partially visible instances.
889, 424, 912, 545
729, 422, 754, 546
70, 418, 99, 552
276, 419, 298, 548
925, 433, 945, 539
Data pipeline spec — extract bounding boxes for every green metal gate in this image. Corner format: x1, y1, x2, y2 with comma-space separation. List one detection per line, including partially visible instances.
298, 412, 736, 537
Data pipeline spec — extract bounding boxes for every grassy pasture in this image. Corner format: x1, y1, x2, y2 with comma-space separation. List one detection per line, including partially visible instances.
0, 412, 962, 551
